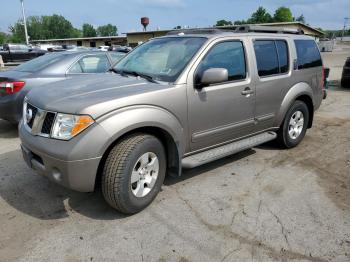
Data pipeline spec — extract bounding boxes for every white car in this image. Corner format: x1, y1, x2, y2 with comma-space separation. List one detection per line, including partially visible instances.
98, 46, 110, 52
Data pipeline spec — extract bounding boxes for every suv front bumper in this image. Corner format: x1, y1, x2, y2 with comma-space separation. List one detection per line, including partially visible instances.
19, 120, 110, 192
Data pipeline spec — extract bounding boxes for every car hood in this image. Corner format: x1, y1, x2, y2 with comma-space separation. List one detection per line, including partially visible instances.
26, 73, 168, 118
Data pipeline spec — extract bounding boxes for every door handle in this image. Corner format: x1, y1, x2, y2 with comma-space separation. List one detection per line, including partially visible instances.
241, 88, 254, 96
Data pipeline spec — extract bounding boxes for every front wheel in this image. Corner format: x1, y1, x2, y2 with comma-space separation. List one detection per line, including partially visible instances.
277, 100, 309, 148
102, 133, 166, 214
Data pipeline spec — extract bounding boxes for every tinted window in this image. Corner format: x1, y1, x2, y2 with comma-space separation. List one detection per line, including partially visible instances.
254, 40, 290, 77
254, 40, 279, 77
276, 40, 289, 73
197, 41, 246, 82
15, 53, 68, 73
69, 54, 110, 74
295, 40, 322, 69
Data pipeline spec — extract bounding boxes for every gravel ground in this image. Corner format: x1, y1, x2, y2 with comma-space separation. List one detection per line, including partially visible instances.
0, 46, 349, 262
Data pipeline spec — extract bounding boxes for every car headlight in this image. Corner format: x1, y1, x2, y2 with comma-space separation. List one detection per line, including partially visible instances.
51, 113, 94, 140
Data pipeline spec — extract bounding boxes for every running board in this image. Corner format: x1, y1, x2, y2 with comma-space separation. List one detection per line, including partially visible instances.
182, 131, 277, 168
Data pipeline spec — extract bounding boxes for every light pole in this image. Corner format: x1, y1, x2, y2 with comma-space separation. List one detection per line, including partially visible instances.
341, 17, 350, 42
20, 0, 29, 45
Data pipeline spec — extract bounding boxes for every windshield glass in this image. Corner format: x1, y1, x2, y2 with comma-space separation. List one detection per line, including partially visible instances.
114, 37, 207, 82
15, 53, 67, 73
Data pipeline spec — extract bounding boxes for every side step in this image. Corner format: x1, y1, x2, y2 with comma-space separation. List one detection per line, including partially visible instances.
182, 131, 277, 168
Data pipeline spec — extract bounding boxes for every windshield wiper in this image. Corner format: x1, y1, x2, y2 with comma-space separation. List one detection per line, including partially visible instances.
108, 68, 127, 76
119, 70, 158, 83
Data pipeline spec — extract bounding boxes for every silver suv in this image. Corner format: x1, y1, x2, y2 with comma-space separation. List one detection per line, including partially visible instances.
19, 26, 326, 214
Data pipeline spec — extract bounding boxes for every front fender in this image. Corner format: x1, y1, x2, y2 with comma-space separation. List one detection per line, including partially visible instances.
96, 105, 186, 158
275, 82, 313, 127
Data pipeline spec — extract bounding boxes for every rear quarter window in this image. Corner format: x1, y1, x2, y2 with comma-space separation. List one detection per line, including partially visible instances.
294, 40, 322, 69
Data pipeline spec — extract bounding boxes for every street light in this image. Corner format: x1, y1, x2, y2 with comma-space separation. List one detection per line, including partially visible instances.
20, 0, 29, 45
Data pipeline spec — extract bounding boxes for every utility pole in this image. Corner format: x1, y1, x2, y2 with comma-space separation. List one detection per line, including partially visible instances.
20, 0, 29, 45
342, 17, 350, 42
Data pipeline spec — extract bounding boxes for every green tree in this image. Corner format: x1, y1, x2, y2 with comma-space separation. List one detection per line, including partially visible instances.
41, 14, 77, 39
295, 14, 305, 24
273, 7, 293, 22
8, 20, 26, 43
247, 7, 273, 24
0, 31, 8, 44
82, 23, 96, 37
216, 19, 233, 27
97, 24, 117, 36
9, 14, 80, 42
233, 20, 246, 25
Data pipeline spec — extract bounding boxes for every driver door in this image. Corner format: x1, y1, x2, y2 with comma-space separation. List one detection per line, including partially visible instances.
187, 39, 256, 151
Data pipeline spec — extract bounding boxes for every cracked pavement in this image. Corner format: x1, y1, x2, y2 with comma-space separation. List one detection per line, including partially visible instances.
0, 51, 350, 261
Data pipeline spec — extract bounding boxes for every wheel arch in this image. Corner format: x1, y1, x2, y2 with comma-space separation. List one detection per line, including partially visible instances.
276, 82, 314, 128
94, 106, 185, 189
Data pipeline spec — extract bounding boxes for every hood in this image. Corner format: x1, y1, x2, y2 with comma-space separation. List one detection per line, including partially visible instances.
26, 73, 167, 118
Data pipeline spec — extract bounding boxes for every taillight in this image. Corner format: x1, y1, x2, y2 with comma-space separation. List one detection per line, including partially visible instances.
0, 81, 25, 94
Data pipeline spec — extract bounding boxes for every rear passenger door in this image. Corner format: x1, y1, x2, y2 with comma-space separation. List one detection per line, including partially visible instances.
253, 38, 291, 132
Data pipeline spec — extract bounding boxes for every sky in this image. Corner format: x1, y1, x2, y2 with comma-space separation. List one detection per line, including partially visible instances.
1, 0, 349, 34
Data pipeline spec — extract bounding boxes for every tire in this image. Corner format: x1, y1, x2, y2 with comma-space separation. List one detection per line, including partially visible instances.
276, 100, 309, 149
102, 133, 166, 214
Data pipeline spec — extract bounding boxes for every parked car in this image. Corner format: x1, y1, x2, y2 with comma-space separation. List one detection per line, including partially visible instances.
19, 26, 325, 214
109, 45, 132, 53
0, 51, 126, 123
98, 46, 110, 52
341, 57, 350, 88
0, 44, 47, 63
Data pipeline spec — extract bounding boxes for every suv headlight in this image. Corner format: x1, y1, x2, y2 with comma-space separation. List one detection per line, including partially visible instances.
51, 113, 94, 140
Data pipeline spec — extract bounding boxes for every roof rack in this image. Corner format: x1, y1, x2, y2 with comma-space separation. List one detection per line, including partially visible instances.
234, 25, 304, 35
166, 25, 305, 36
166, 28, 228, 35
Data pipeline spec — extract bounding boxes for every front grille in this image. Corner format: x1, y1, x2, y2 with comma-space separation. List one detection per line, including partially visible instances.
41, 112, 56, 135
26, 103, 38, 128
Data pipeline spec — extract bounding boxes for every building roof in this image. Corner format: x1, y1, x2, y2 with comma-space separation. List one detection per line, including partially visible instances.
31, 35, 126, 43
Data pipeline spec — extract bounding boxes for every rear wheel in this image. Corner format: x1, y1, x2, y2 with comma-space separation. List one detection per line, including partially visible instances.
102, 133, 166, 214
277, 101, 309, 148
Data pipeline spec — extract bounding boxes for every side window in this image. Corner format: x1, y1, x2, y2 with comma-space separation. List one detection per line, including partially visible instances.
254, 40, 279, 77
276, 40, 289, 73
197, 41, 246, 82
294, 40, 322, 69
68, 54, 110, 74
254, 40, 290, 77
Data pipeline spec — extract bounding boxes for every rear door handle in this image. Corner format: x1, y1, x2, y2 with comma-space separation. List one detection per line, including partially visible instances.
241, 88, 254, 96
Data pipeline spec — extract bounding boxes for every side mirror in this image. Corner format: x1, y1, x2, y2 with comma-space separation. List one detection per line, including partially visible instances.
196, 68, 228, 88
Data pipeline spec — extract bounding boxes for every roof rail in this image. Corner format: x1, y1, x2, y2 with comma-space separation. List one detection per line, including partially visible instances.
234, 25, 304, 35
166, 28, 226, 36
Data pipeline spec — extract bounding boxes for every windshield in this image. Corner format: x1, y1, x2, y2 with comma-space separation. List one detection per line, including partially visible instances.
15, 53, 68, 73
114, 37, 207, 82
